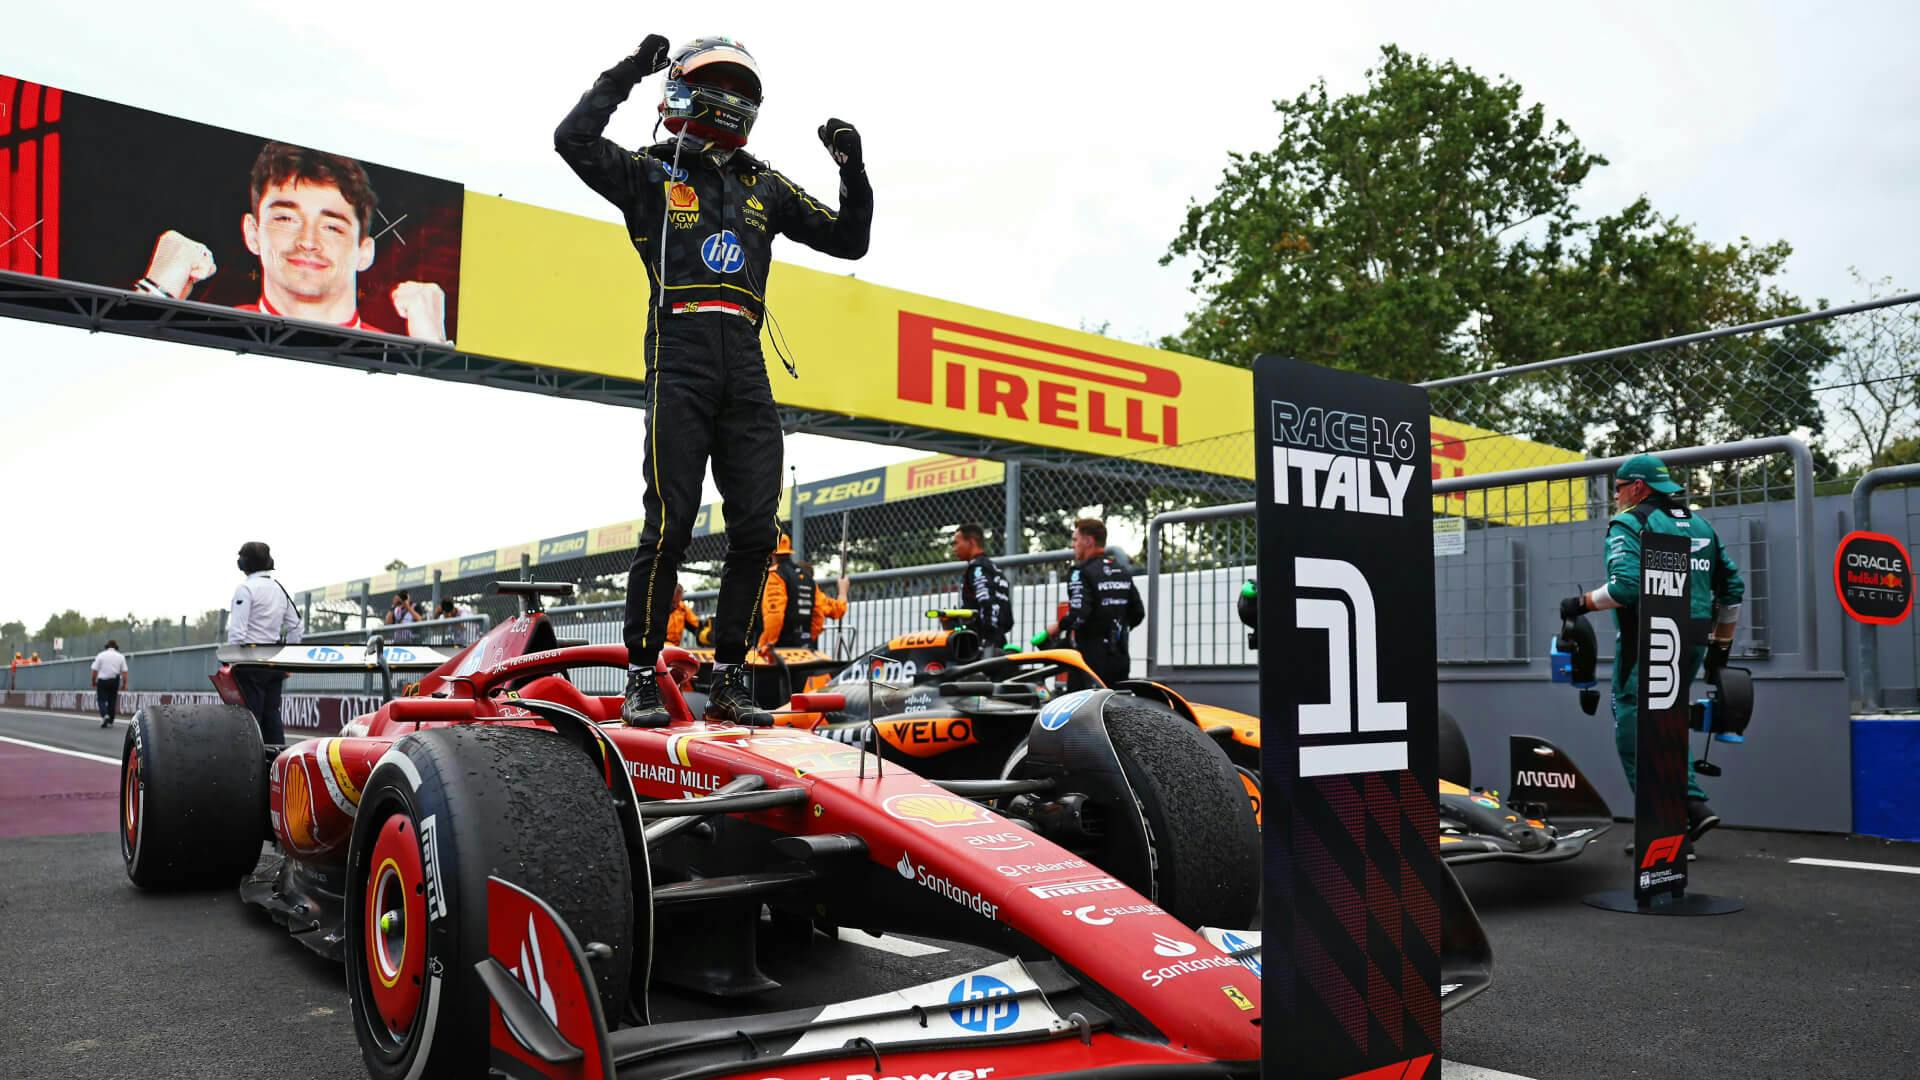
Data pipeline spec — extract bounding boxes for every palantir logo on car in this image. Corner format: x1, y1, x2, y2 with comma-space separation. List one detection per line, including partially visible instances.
947, 974, 1019, 1033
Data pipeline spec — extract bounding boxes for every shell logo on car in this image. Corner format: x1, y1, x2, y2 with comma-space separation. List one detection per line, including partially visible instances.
883, 792, 994, 829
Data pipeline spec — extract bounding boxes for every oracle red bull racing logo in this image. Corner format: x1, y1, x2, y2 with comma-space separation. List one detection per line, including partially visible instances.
897, 313, 1180, 447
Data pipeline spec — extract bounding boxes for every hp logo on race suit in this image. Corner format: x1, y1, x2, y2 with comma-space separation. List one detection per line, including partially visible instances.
700, 231, 746, 273
947, 974, 1019, 1032
1646, 616, 1681, 709
1295, 557, 1406, 777
305, 646, 344, 662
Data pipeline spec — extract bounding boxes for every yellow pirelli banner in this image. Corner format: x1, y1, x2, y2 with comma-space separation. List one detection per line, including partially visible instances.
456, 193, 1582, 516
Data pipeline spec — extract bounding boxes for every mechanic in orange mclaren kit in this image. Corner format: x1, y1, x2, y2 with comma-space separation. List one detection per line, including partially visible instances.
556, 34, 871, 727
757, 534, 848, 653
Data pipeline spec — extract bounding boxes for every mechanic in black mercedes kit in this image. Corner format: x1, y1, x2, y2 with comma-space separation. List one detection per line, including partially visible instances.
1045, 517, 1144, 690
948, 523, 1014, 651
555, 34, 871, 726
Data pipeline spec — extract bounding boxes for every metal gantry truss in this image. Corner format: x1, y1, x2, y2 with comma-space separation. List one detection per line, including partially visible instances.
0, 268, 1237, 496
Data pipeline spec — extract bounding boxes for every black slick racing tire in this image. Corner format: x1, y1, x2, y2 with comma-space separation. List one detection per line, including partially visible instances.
345, 725, 633, 1080
120, 704, 265, 889
1438, 708, 1472, 787
1104, 698, 1261, 929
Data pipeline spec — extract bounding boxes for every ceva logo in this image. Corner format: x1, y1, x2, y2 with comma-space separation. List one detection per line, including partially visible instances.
304, 646, 344, 662
897, 313, 1180, 447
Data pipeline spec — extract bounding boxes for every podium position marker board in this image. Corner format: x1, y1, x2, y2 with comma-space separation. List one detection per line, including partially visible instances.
1255, 355, 1442, 1078
1585, 529, 1741, 916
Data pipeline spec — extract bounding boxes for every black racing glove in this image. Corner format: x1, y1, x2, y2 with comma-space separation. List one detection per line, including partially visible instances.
1704, 639, 1732, 685
609, 34, 672, 85
818, 118, 863, 171
1558, 594, 1588, 622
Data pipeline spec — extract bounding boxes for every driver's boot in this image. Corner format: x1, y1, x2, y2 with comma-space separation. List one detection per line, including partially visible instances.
621, 668, 670, 727
1687, 798, 1721, 842
705, 664, 772, 727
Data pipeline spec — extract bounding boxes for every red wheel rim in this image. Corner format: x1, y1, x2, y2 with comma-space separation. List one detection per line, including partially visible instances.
122, 744, 141, 853
363, 813, 428, 1038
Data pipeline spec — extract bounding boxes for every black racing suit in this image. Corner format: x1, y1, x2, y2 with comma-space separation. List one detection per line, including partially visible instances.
556, 64, 873, 667
1060, 552, 1142, 689
960, 554, 1013, 651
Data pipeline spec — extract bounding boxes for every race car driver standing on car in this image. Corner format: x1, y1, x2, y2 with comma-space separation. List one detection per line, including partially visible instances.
1559, 454, 1744, 845
757, 534, 848, 653
1046, 518, 1144, 690
556, 35, 871, 726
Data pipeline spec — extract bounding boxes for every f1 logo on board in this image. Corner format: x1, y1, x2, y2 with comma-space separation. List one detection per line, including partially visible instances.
896, 313, 1180, 447
1640, 834, 1686, 868
1294, 556, 1407, 776
699, 231, 746, 273
1645, 615, 1682, 710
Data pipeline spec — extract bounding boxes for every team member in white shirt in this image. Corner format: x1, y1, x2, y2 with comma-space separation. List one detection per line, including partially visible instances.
90, 640, 130, 728
229, 541, 304, 743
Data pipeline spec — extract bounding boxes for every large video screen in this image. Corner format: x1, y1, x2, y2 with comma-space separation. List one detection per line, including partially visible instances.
1, 75, 461, 341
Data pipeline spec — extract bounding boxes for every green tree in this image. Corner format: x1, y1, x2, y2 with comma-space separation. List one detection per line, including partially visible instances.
1165, 45, 1816, 456
385, 558, 410, 573
0, 620, 25, 648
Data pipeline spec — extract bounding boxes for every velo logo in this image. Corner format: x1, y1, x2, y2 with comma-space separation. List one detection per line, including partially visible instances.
947, 974, 1019, 1032
1295, 556, 1407, 776
700, 231, 746, 273
1646, 615, 1681, 710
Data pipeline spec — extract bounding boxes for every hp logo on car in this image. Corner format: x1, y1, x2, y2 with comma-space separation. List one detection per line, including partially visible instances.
700, 231, 746, 273
947, 974, 1019, 1032
1037, 689, 1094, 731
305, 646, 344, 662
1221, 930, 1261, 977
385, 647, 416, 663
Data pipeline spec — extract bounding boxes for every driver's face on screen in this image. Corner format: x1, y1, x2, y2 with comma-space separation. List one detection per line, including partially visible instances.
244, 180, 375, 305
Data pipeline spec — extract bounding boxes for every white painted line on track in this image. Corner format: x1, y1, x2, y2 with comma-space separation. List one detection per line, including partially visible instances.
0, 734, 120, 766
1443, 1062, 1541, 1080
1791, 857, 1920, 876
836, 928, 948, 957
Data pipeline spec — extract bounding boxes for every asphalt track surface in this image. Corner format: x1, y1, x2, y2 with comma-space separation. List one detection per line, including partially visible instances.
3, 706, 1917, 1079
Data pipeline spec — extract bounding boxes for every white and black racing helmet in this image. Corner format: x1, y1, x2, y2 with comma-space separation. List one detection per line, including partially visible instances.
660, 36, 762, 148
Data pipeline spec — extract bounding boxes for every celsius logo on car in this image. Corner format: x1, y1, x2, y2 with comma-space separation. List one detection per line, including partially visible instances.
1152, 932, 1197, 958
1066, 903, 1159, 925
1515, 769, 1577, 789
1037, 689, 1094, 731
947, 974, 1019, 1033
700, 230, 746, 273
304, 646, 344, 662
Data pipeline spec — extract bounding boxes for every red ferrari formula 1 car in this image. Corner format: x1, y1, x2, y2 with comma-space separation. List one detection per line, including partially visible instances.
118, 584, 1266, 1079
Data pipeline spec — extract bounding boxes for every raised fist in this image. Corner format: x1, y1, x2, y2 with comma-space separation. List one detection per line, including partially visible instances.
611, 34, 672, 84
817, 118, 863, 170
143, 229, 217, 298
391, 281, 448, 342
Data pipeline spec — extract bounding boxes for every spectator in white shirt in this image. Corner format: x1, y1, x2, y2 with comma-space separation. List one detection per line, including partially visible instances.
229, 541, 303, 743
90, 640, 129, 728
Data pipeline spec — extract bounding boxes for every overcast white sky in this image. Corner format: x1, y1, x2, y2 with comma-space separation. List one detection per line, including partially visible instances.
4, 1, 1918, 630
